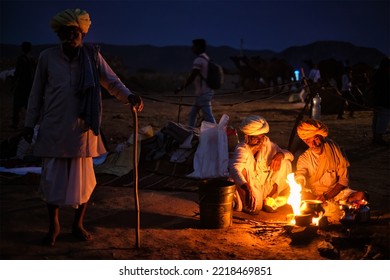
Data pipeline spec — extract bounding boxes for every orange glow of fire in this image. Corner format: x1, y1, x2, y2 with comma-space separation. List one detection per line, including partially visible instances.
288, 215, 296, 225
312, 212, 323, 226
286, 173, 324, 226
286, 173, 302, 215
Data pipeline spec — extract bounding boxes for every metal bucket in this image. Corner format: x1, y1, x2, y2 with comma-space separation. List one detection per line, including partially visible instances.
198, 179, 236, 229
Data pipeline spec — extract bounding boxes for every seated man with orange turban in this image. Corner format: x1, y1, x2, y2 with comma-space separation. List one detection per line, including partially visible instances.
229, 116, 294, 214
294, 119, 367, 203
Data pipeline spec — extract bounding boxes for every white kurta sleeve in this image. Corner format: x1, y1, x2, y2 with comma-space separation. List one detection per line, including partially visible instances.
295, 152, 310, 188
97, 53, 133, 104
229, 143, 251, 187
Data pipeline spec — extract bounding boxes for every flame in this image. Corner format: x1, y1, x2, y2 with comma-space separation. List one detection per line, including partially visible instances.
286, 173, 302, 215
286, 173, 324, 227
312, 212, 323, 226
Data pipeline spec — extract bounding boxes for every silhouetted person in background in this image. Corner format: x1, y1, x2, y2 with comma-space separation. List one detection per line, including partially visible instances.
175, 38, 216, 127
372, 57, 390, 146
338, 67, 354, 119
307, 63, 321, 97
11, 41, 36, 129
308, 63, 321, 84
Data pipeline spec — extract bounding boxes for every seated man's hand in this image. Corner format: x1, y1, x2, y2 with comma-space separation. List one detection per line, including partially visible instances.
269, 152, 284, 172
347, 191, 368, 203
294, 174, 305, 188
267, 183, 278, 198
241, 183, 256, 212
316, 194, 327, 202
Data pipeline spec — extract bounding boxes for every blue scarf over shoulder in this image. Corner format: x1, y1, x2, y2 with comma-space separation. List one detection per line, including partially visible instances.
78, 44, 102, 136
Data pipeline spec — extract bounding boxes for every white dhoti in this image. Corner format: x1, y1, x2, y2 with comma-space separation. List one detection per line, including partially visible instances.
39, 157, 96, 207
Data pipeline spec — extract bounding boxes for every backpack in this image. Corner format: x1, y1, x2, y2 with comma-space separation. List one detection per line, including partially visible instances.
199, 55, 224, 90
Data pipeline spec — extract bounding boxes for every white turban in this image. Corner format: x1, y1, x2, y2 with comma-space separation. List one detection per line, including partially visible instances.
239, 115, 269, 136
297, 119, 328, 140
50, 8, 91, 34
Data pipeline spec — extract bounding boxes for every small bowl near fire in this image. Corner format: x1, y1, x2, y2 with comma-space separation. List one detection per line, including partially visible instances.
294, 214, 312, 227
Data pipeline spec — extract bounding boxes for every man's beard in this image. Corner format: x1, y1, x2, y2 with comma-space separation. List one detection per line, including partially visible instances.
62, 41, 81, 48
311, 143, 323, 154
248, 142, 263, 152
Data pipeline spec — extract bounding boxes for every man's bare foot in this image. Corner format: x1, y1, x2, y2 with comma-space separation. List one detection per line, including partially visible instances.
43, 225, 60, 247
72, 226, 92, 241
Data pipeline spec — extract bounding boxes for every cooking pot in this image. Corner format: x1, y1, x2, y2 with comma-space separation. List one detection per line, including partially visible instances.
357, 204, 370, 223
294, 214, 312, 227
339, 202, 370, 224
340, 210, 357, 226
300, 200, 325, 217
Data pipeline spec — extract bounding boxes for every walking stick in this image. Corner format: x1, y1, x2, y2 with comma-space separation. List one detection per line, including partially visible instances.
177, 94, 182, 123
131, 106, 140, 249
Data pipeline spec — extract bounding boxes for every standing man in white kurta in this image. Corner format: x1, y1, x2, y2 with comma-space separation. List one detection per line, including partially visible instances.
23, 8, 143, 246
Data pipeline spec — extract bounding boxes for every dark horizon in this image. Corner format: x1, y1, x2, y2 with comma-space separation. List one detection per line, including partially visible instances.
1, 40, 385, 77
1, 39, 386, 56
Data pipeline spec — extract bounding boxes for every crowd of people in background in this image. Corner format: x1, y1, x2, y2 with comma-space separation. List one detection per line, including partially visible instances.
302, 57, 389, 146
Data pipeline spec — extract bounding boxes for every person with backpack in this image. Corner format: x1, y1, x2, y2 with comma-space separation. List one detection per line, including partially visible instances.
11, 41, 37, 129
175, 38, 221, 127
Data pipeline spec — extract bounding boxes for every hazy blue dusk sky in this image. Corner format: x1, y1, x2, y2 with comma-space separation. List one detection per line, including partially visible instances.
1, 0, 389, 54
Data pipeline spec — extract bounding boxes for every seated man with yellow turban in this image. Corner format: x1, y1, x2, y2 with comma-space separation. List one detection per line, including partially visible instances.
294, 119, 367, 204
229, 116, 294, 214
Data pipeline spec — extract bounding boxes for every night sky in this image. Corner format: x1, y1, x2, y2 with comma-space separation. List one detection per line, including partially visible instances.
1, 0, 389, 55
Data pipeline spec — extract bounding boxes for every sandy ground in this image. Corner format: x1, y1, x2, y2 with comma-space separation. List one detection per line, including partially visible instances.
0, 81, 389, 260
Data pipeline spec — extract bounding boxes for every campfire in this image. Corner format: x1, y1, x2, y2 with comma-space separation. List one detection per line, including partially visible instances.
286, 173, 324, 227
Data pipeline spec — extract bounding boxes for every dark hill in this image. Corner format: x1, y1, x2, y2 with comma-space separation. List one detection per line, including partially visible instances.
0, 41, 386, 74
280, 40, 386, 69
